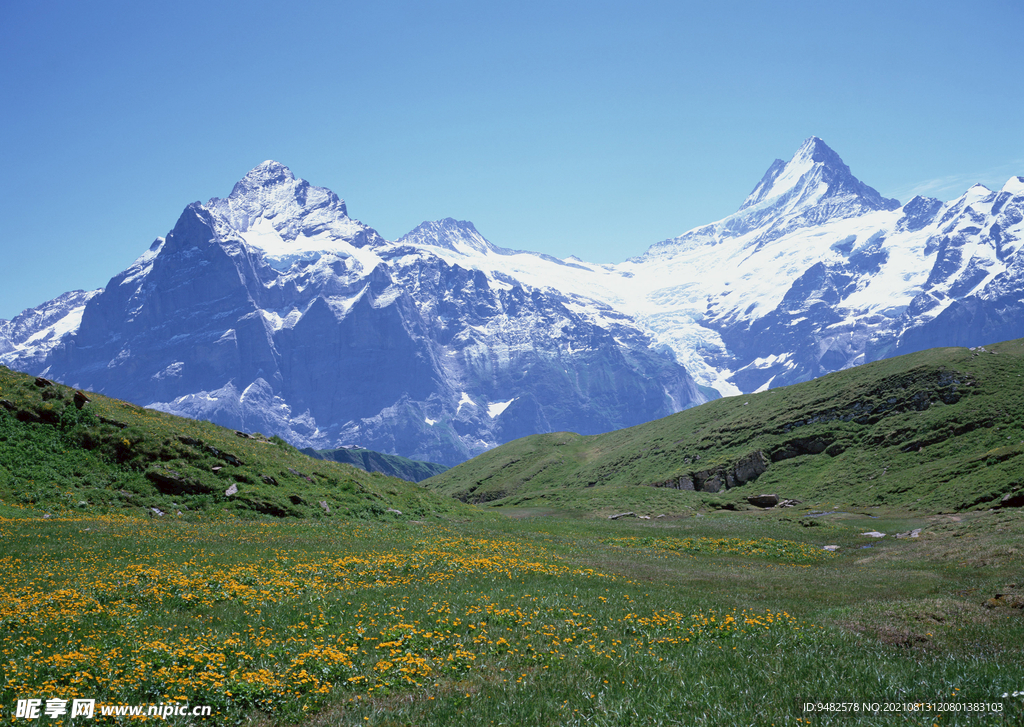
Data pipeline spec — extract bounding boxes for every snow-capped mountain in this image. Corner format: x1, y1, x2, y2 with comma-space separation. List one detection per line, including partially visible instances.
0, 290, 100, 371
600, 137, 1024, 393
1, 162, 705, 465
4, 139, 1024, 464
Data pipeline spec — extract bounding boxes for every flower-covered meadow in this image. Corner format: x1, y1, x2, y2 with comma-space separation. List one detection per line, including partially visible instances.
2, 514, 1022, 726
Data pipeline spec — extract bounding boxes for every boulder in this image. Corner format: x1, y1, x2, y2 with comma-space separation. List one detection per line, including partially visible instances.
225, 483, 238, 496
146, 467, 213, 495
771, 436, 831, 462
861, 531, 886, 538
747, 493, 780, 508
225, 453, 244, 466
319, 501, 330, 513
609, 512, 637, 520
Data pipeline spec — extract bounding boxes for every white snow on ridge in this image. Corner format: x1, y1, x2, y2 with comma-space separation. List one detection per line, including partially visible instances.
0, 291, 101, 367
259, 308, 303, 332
23, 304, 86, 346
1002, 176, 1024, 195
237, 217, 385, 274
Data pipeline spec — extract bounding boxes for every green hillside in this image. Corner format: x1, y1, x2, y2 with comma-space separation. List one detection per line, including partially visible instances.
0, 366, 478, 521
301, 446, 448, 482
424, 339, 1024, 514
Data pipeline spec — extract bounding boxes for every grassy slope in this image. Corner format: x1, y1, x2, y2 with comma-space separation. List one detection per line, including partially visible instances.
0, 366, 479, 521
424, 339, 1024, 514
301, 447, 448, 483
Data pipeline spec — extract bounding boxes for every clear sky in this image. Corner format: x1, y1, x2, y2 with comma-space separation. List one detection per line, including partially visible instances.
2, 0, 1023, 319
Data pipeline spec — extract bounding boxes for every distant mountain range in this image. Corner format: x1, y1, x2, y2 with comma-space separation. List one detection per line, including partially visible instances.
301, 446, 447, 483
3, 137, 1023, 465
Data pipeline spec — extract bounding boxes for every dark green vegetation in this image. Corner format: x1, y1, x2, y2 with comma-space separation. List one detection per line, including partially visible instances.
301, 446, 448, 483
0, 366, 475, 521
2, 508, 1022, 726
425, 339, 1024, 515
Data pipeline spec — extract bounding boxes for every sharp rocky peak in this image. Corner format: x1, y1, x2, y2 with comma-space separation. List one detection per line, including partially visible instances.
235, 160, 296, 190
396, 218, 497, 255
740, 136, 900, 214
640, 137, 902, 259
207, 162, 356, 242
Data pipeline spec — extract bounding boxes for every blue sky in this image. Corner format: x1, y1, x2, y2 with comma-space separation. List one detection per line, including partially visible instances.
2, 0, 1022, 319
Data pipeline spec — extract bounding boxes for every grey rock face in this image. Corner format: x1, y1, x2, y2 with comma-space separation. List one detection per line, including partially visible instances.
4, 164, 706, 466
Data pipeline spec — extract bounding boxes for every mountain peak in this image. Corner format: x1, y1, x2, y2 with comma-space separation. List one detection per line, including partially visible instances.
798, 135, 842, 165
207, 162, 359, 244
230, 161, 297, 196
396, 218, 497, 255
739, 136, 900, 216
1002, 176, 1024, 195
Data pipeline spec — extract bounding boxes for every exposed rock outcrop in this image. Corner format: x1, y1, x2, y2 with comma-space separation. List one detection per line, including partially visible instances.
650, 449, 770, 493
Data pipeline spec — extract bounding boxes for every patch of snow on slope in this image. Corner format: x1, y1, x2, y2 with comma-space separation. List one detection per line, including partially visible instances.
456, 392, 475, 415
487, 398, 516, 418
238, 218, 382, 273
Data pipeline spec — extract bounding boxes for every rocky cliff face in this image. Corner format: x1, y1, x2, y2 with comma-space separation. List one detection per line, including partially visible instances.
4, 163, 705, 465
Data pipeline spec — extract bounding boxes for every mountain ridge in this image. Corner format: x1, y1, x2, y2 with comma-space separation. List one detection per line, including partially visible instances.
2, 162, 707, 465
3, 138, 1024, 464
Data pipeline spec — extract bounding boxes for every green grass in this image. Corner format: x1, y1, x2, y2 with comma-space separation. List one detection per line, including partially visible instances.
0, 366, 478, 522
423, 339, 1024, 515
1, 508, 1022, 725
